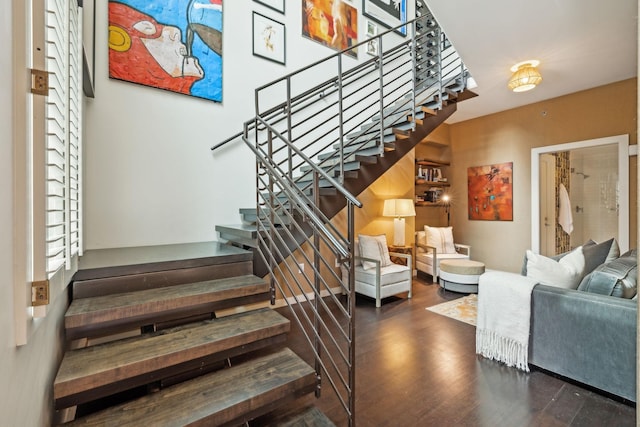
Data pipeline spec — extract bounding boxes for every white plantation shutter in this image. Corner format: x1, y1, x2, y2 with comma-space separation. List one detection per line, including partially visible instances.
45, 0, 83, 277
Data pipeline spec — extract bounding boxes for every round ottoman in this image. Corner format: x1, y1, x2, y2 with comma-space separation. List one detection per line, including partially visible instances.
439, 259, 485, 293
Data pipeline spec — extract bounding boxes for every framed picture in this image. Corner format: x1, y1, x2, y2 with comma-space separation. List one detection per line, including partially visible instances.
366, 19, 377, 37
108, 1, 224, 102
253, 0, 284, 14
252, 12, 286, 65
467, 162, 514, 221
366, 39, 378, 56
362, 0, 407, 36
302, 0, 358, 58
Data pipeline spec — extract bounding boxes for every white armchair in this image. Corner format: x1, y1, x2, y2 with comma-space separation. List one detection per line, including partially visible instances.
415, 226, 471, 281
343, 235, 413, 308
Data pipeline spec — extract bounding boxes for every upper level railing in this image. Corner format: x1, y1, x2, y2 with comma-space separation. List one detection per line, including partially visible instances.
212, 7, 470, 426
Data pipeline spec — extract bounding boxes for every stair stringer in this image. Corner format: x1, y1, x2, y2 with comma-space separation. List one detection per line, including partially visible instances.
247, 99, 459, 278
318, 100, 458, 219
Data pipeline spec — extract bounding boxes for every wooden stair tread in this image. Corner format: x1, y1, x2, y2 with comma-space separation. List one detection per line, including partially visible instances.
65, 275, 269, 339
63, 348, 316, 427
55, 308, 289, 408
259, 405, 336, 426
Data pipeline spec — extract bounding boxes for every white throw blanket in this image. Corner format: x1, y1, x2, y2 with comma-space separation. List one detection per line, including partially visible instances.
476, 270, 539, 371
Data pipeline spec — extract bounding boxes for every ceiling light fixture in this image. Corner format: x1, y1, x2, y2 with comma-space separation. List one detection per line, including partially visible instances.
508, 60, 542, 92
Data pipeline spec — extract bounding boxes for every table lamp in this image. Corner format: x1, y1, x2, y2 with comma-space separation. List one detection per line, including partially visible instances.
383, 199, 416, 246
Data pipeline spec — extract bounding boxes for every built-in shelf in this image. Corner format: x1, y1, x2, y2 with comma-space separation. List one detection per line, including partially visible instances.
416, 158, 450, 167
415, 158, 450, 206
415, 201, 448, 207
415, 179, 450, 186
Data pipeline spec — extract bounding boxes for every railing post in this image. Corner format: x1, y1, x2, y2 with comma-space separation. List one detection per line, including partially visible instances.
347, 201, 356, 427
411, 18, 418, 120
267, 130, 276, 305
286, 76, 293, 181
313, 169, 322, 398
337, 55, 345, 184
377, 34, 385, 157
436, 26, 443, 110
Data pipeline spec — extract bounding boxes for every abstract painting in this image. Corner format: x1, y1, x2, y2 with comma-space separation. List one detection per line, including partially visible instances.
467, 162, 513, 221
302, 0, 358, 58
108, 0, 223, 102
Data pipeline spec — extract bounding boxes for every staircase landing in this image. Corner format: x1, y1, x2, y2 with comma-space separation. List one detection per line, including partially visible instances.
75, 241, 250, 280
73, 241, 254, 298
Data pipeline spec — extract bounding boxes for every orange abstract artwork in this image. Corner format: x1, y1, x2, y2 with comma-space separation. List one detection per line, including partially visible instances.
302, 0, 358, 58
467, 162, 513, 221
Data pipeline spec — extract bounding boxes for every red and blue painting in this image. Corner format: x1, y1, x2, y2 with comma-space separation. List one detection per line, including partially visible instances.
108, 0, 223, 102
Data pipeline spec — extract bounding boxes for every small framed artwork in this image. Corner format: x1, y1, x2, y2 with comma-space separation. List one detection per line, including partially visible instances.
252, 12, 286, 65
253, 0, 285, 14
366, 39, 378, 56
366, 19, 377, 37
362, 0, 408, 36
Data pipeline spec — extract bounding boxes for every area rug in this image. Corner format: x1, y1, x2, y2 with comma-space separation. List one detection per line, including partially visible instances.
426, 294, 477, 326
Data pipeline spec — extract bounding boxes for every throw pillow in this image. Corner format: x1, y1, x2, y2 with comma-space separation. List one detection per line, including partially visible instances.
578, 249, 637, 298
582, 238, 618, 276
424, 226, 456, 254
521, 246, 577, 276
358, 234, 392, 270
525, 246, 585, 289
521, 238, 619, 278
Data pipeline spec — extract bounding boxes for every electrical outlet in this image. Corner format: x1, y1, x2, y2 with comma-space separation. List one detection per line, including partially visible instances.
32, 280, 50, 306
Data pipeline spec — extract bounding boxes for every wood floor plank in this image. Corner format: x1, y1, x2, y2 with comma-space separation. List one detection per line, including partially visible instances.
63, 348, 316, 427
274, 279, 637, 426
55, 308, 289, 408
65, 275, 268, 339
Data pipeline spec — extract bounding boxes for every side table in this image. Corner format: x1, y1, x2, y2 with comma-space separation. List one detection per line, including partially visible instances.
388, 245, 413, 268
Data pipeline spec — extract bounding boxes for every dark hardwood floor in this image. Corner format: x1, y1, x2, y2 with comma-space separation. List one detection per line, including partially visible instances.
269, 276, 637, 426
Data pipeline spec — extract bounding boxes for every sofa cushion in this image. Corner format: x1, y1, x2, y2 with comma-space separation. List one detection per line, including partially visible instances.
415, 251, 468, 267
355, 263, 411, 286
525, 246, 585, 289
358, 234, 392, 270
578, 249, 637, 298
521, 238, 619, 277
424, 226, 456, 254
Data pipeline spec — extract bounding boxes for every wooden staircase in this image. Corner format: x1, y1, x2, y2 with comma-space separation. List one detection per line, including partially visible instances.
53, 242, 334, 426
215, 90, 476, 268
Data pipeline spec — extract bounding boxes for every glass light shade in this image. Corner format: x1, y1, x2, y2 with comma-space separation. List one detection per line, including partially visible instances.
383, 199, 416, 217
508, 63, 542, 92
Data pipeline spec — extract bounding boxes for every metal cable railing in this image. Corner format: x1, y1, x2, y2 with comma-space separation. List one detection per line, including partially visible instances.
212, 7, 470, 426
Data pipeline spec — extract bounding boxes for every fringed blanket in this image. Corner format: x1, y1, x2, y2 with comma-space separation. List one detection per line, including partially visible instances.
476, 270, 538, 371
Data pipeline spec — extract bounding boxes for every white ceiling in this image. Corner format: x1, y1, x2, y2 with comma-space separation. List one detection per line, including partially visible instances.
426, 0, 638, 123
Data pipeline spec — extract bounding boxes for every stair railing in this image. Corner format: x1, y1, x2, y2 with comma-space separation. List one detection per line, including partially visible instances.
213, 5, 471, 425
243, 115, 361, 425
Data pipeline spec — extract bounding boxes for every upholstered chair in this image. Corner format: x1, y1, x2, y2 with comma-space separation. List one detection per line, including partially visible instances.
415, 226, 470, 281
342, 234, 412, 308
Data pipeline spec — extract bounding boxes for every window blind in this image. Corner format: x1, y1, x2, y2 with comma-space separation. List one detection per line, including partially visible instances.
45, 0, 82, 277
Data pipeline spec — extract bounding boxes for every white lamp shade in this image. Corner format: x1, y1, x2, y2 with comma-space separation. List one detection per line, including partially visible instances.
383, 199, 416, 217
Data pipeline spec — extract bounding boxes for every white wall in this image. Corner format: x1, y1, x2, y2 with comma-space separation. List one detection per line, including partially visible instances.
85, 0, 403, 249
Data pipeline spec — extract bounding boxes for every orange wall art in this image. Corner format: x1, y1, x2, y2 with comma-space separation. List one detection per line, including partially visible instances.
467, 162, 513, 221
302, 0, 358, 58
